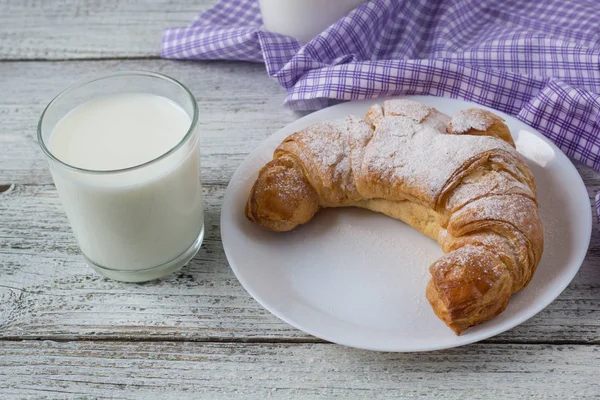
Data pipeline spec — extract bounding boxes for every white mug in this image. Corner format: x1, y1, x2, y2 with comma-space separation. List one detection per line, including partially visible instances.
259, 0, 366, 43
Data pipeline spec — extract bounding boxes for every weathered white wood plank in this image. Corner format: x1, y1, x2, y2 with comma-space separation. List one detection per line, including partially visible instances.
2, 58, 600, 188
0, 0, 213, 60
0, 59, 297, 185
0, 341, 598, 399
1, 183, 599, 343
0, 183, 313, 340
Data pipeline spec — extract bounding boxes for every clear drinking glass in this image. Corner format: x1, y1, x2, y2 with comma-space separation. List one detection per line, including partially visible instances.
38, 71, 204, 282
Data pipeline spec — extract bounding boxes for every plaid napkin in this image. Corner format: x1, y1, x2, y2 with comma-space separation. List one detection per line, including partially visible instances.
163, 0, 600, 220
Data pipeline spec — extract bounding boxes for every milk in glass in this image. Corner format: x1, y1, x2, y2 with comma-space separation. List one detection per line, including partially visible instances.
46, 92, 204, 281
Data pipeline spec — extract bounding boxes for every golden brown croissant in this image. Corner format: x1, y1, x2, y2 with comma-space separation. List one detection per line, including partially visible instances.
245, 100, 543, 335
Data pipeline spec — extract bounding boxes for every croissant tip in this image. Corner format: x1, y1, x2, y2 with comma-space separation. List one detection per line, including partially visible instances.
451, 326, 466, 336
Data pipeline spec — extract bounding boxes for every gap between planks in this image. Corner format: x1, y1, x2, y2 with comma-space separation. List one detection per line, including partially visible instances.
0, 56, 163, 62
0, 336, 326, 344
0, 336, 596, 346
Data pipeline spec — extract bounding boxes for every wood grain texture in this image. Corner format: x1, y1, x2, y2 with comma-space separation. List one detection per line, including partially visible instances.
1, 340, 599, 399
1, 183, 599, 343
0, 0, 213, 60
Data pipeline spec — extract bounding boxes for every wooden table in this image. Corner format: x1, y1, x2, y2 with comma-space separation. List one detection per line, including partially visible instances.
0, 1, 598, 398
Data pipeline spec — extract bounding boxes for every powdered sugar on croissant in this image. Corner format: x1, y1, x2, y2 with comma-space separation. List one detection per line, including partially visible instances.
245, 99, 543, 335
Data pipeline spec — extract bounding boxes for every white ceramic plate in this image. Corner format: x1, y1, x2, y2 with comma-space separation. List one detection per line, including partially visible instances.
221, 96, 592, 352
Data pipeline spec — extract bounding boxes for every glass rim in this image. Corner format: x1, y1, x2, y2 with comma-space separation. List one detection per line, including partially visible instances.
37, 70, 199, 175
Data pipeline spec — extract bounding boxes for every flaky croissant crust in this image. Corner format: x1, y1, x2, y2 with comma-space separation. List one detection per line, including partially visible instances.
246, 100, 543, 335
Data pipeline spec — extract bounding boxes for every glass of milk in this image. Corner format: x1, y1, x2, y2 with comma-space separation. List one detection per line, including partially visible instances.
38, 71, 204, 282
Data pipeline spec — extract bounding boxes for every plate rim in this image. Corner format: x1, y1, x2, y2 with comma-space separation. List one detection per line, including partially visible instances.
220, 95, 593, 352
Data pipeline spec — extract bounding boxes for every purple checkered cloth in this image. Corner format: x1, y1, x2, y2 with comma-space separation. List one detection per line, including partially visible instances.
163, 0, 600, 217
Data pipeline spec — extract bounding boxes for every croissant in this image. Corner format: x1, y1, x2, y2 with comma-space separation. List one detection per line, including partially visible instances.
245, 100, 543, 335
